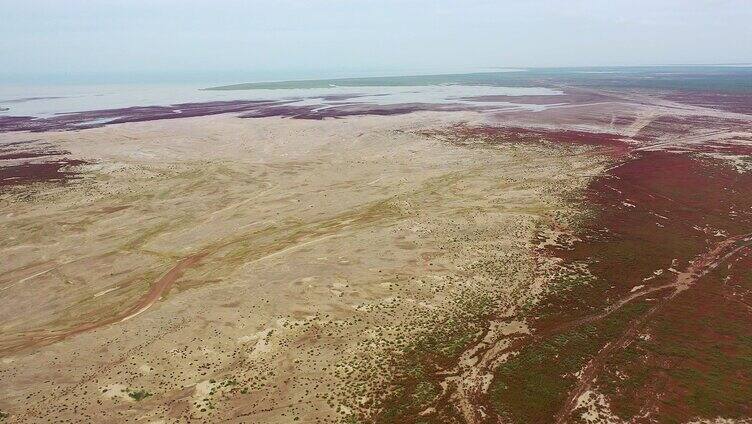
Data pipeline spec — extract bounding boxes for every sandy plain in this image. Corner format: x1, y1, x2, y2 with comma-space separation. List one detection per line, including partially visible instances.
0, 111, 605, 423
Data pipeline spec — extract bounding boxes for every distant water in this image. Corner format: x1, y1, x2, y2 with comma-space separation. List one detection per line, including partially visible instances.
0, 80, 559, 118
1, 66, 750, 118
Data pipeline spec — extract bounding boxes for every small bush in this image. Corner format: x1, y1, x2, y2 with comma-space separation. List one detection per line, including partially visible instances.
127, 389, 153, 402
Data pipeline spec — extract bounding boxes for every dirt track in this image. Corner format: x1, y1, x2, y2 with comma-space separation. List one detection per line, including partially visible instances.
553, 232, 752, 423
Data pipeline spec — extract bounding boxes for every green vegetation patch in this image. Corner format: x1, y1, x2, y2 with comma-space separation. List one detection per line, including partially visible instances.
127, 388, 153, 402
369, 290, 496, 423
488, 301, 649, 423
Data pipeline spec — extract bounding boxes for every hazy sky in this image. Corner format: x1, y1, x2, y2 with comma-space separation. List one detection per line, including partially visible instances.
2, 0, 751, 83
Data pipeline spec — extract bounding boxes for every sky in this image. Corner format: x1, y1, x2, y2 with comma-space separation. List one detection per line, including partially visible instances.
1, 0, 751, 84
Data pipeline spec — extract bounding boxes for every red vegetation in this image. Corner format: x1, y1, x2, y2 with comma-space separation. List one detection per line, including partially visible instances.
460, 122, 752, 422
0, 100, 495, 133
542, 136, 752, 420
459, 91, 613, 105
449, 125, 631, 158
0, 141, 86, 187
664, 91, 752, 115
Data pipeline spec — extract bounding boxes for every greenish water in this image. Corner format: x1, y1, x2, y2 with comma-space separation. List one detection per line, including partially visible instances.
207, 66, 752, 93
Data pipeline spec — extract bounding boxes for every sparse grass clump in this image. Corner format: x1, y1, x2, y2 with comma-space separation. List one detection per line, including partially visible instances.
127, 388, 153, 402
368, 290, 497, 422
